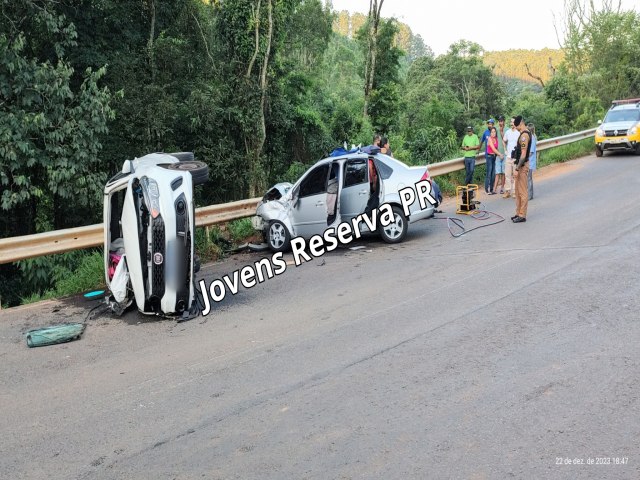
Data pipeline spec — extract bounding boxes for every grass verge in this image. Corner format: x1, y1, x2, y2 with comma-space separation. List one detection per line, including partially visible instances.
21, 251, 105, 305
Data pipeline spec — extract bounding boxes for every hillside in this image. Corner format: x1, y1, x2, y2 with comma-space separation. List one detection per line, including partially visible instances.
483, 48, 565, 85
333, 10, 417, 55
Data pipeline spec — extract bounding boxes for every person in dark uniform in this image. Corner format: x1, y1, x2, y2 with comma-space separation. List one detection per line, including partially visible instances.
512, 115, 532, 223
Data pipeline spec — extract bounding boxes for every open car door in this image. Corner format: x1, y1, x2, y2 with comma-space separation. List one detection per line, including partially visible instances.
325, 161, 342, 228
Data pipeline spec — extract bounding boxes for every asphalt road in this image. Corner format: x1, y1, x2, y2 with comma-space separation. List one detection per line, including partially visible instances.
1, 152, 639, 480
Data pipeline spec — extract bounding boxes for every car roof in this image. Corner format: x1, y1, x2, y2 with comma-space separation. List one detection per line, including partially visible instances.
610, 103, 640, 110
317, 152, 402, 166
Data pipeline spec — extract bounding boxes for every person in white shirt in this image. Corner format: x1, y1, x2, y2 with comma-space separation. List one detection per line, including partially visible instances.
503, 117, 521, 198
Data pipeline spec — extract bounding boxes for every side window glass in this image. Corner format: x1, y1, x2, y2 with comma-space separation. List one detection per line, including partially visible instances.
299, 164, 329, 198
373, 159, 393, 180
344, 159, 367, 187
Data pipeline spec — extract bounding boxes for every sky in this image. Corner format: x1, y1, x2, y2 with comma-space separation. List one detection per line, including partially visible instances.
330, 0, 639, 55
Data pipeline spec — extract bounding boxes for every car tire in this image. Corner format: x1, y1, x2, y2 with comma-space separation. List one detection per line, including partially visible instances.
165, 161, 209, 186
267, 220, 291, 252
168, 152, 195, 162
595, 145, 603, 157
378, 205, 408, 244
635, 144, 640, 155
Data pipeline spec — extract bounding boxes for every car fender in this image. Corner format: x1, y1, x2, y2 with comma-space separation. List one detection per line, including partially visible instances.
256, 201, 295, 237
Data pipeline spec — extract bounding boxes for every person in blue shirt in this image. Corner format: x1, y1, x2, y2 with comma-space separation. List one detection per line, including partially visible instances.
527, 123, 537, 200
478, 118, 496, 194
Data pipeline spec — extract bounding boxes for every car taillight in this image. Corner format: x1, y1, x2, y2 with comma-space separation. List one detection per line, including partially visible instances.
420, 169, 430, 181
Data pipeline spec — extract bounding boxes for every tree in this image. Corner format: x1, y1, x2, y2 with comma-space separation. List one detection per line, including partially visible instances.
362, 0, 384, 119
0, 0, 114, 235
357, 17, 403, 133
558, 0, 640, 105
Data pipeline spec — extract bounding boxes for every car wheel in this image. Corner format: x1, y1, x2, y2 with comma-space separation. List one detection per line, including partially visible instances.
595, 145, 603, 157
378, 205, 408, 244
165, 161, 209, 186
267, 220, 291, 252
635, 144, 640, 155
168, 152, 195, 162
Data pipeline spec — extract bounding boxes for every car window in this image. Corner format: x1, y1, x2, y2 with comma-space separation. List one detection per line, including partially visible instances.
605, 109, 640, 123
299, 164, 329, 197
344, 159, 367, 187
373, 158, 393, 180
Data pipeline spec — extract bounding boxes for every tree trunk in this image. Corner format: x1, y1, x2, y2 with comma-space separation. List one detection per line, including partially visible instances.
146, 0, 157, 149
246, 0, 262, 79
146, 0, 156, 80
363, 0, 383, 120
249, 0, 273, 198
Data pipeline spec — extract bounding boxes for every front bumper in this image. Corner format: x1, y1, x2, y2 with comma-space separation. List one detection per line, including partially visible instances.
596, 136, 639, 151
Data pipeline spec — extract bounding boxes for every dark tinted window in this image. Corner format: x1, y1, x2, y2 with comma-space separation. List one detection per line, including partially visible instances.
374, 158, 393, 179
299, 164, 329, 197
344, 159, 367, 187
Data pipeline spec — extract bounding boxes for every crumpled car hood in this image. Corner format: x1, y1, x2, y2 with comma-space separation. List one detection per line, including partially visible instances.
262, 182, 293, 202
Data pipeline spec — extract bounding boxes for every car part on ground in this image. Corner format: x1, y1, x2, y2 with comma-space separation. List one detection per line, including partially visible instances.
103, 152, 209, 319
594, 98, 640, 156
253, 151, 439, 252
26, 323, 86, 347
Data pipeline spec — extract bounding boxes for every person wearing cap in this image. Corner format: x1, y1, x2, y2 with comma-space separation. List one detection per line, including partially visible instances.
478, 118, 496, 194
512, 115, 532, 223
493, 115, 508, 194
503, 117, 521, 198
461, 126, 480, 185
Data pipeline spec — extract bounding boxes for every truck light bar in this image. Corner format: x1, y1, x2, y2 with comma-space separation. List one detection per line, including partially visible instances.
611, 98, 640, 105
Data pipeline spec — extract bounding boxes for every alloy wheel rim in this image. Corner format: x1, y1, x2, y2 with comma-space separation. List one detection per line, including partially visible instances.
384, 213, 403, 239
270, 224, 285, 248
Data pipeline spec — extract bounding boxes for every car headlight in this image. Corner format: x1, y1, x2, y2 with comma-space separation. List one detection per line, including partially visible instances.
596, 128, 604, 137
141, 177, 161, 218
628, 126, 638, 136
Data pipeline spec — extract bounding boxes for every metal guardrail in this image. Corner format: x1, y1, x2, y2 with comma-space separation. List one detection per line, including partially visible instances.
428, 127, 597, 177
0, 199, 261, 264
0, 128, 596, 264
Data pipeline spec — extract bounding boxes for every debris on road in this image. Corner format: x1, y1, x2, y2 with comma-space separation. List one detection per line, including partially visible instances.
26, 323, 86, 348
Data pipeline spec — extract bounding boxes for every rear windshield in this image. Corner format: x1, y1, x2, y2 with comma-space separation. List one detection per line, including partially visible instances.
604, 109, 640, 123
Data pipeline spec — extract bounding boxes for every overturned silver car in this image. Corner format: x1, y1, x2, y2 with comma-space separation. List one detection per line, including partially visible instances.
252, 151, 441, 252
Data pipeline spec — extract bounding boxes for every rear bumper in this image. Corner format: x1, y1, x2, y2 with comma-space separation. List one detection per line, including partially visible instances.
409, 205, 435, 224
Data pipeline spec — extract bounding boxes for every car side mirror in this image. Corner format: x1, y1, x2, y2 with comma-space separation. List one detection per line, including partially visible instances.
597, 120, 602, 125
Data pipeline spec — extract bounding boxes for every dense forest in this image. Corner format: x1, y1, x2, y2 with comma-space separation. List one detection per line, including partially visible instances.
1, 0, 639, 306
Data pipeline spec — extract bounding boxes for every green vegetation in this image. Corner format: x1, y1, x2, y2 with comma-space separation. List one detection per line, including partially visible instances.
2, 0, 639, 306
21, 251, 104, 304
537, 138, 595, 168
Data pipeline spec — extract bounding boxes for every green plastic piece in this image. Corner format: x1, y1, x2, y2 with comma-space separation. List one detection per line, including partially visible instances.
26, 323, 86, 348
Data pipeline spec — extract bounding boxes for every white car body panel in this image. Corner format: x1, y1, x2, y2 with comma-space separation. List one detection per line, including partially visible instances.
104, 153, 198, 316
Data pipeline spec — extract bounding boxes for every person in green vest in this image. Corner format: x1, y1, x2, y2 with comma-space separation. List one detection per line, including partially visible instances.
461, 126, 480, 185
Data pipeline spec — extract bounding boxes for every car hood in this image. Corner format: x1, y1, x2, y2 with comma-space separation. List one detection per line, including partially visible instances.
600, 121, 637, 131
261, 182, 293, 202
